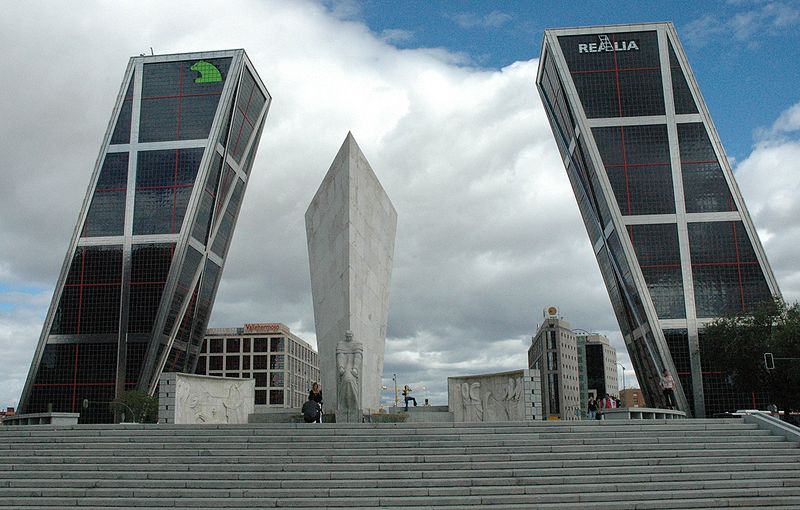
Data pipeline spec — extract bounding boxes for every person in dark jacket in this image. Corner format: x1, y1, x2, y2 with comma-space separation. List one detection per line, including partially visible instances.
308, 382, 323, 423
302, 398, 321, 423
587, 397, 598, 420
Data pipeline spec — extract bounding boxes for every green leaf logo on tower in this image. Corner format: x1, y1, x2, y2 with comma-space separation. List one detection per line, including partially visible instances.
578, 35, 639, 53
191, 60, 222, 83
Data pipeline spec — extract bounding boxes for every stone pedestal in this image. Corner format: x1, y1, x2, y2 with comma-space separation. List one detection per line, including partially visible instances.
158, 373, 254, 424
448, 369, 542, 422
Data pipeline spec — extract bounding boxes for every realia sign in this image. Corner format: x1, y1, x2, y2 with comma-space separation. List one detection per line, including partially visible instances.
578, 35, 639, 54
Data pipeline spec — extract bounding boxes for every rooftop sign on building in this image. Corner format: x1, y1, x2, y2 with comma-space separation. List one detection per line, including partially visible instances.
243, 323, 288, 334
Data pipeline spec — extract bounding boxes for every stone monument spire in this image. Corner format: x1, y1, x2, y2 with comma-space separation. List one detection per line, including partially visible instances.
305, 133, 397, 419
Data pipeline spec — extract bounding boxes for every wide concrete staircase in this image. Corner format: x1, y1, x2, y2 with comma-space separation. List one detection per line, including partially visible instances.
1, 419, 799, 509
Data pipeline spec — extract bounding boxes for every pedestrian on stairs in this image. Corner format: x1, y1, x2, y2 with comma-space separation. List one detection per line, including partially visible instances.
302, 397, 321, 424
402, 385, 417, 411
308, 382, 323, 423
660, 370, 676, 409
587, 397, 597, 420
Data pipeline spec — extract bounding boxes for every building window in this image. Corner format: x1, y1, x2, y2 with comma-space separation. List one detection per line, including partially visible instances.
210, 339, 223, 354
271, 337, 285, 352
255, 390, 267, 405
254, 338, 268, 352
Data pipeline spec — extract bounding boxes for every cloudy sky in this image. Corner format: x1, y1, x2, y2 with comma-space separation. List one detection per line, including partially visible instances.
1, 0, 799, 408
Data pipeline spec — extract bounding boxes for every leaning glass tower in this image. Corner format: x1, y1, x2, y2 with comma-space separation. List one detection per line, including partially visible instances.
536, 23, 780, 417
19, 50, 271, 423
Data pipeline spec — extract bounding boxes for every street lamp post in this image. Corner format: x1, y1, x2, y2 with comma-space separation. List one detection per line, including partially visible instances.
392, 374, 398, 408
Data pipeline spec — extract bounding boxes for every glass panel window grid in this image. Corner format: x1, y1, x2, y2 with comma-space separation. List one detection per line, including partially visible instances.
678, 123, 736, 213
170, 283, 199, 364
82, 153, 129, 237
162, 247, 203, 335
228, 69, 267, 164
29, 343, 117, 423
668, 43, 698, 115
559, 31, 664, 118
663, 328, 694, 412
126, 342, 148, 385
139, 58, 231, 143
191, 152, 223, 245
689, 221, 772, 317
110, 75, 135, 144
188, 260, 221, 347
627, 224, 685, 319
539, 53, 576, 159
50, 246, 123, 335
133, 148, 204, 235
593, 125, 674, 216
128, 243, 175, 334
211, 179, 244, 258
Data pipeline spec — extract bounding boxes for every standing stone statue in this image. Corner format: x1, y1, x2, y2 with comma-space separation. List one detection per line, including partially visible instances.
336, 330, 363, 422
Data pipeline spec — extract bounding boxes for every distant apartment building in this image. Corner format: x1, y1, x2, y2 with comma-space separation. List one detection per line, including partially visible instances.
528, 307, 581, 420
196, 323, 319, 410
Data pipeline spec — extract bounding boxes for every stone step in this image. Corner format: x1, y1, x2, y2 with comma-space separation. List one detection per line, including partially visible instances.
3, 445, 797, 465
0, 428, 775, 444
0, 477, 796, 498
1, 486, 799, 507
3, 469, 800, 489
3, 439, 793, 458
0, 420, 761, 436
5, 454, 800, 475
4, 461, 799, 481
1, 418, 796, 508
0, 432, 782, 451
5, 501, 800, 510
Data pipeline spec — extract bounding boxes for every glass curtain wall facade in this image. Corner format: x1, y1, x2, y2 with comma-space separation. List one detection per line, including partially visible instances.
536, 23, 780, 417
19, 50, 271, 423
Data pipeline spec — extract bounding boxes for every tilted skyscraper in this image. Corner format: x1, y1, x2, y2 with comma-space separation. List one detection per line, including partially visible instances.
19, 50, 271, 423
536, 23, 780, 417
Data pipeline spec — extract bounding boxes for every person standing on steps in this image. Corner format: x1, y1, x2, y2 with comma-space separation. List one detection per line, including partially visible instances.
659, 369, 676, 410
308, 382, 323, 423
587, 396, 597, 420
402, 385, 417, 411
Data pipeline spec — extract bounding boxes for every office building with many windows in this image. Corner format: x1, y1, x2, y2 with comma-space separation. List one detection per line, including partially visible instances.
576, 332, 618, 416
536, 23, 780, 417
196, 323, 320, 410
528, 308, 581, 420
19, 50, 271, 422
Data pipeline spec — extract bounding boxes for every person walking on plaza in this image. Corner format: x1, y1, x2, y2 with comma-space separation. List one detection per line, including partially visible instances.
659, 369, 676, 409
402, 385, 417, 411
587, 397, 597, 420
308, 382, 323, 423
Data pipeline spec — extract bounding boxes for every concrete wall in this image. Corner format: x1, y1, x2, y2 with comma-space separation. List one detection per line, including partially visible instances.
448, 369, 542, 422
158, 373, 254, 425
306, 133, 397, 413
